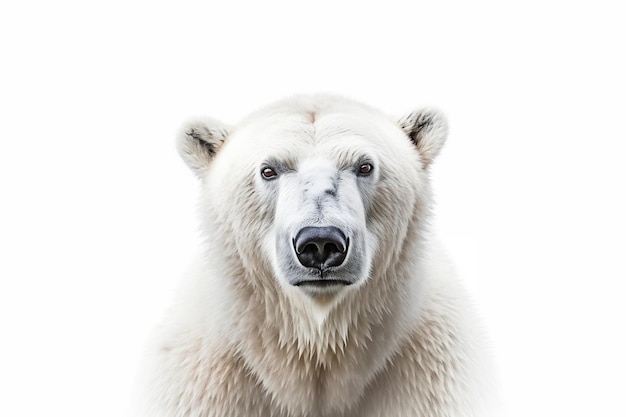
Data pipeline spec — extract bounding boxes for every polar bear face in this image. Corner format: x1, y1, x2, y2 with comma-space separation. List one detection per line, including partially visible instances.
264, 146, 376, 297
177, 96, 447, 306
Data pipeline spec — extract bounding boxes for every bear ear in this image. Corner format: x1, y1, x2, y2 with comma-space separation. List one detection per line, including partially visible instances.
398, 108, 448, 168
177, 119, 229, 176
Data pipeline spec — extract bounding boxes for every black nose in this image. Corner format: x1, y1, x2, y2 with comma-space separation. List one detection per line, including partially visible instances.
293, 226, 348, 270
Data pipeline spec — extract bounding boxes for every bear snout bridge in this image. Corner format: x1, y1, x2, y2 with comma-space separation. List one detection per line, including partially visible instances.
293, 226, 348, 270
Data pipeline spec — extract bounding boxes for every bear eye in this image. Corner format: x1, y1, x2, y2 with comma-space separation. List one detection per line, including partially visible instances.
261, 166, 278, 180
358, 163, 373, 176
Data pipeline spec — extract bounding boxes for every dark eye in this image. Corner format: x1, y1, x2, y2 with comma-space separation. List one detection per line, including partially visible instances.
358, 163, 373, 176
261, 167, 278, 180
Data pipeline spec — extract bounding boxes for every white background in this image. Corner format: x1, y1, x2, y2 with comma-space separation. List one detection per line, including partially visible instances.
1, 1, 625, 416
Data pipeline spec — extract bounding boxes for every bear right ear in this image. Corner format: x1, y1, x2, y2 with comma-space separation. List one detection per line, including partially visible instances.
398, 108, 448, 168
177, 119, 229, 176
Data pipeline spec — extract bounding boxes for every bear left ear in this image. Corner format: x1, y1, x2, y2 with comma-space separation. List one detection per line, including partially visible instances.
177, 118, 229, 177
398, 108, 448, 168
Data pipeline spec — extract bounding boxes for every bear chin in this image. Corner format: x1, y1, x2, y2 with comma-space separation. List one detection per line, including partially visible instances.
294, 278, 352, 288
281, 267, 361, 297
296, 282, 353, 306
274, 261, 366, 307
293, 274, 354, 294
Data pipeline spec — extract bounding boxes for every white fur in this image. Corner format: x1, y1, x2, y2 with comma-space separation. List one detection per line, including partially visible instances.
135, 95, 494, 417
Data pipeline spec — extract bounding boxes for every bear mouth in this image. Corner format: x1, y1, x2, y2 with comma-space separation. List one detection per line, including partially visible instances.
293, 279, 352, 288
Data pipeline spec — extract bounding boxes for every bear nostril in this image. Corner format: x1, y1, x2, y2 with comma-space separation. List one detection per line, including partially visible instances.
295, 239, 345, 256
293, 227, 348, 270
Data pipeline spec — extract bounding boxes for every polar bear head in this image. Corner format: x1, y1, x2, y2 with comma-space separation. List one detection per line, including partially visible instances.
177, 95, 446, 309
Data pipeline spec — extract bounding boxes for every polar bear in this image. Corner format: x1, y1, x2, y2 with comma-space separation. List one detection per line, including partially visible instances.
137, 95, 492, 417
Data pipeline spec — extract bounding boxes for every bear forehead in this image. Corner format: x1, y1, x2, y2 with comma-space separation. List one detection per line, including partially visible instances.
233, 95, 403, 147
